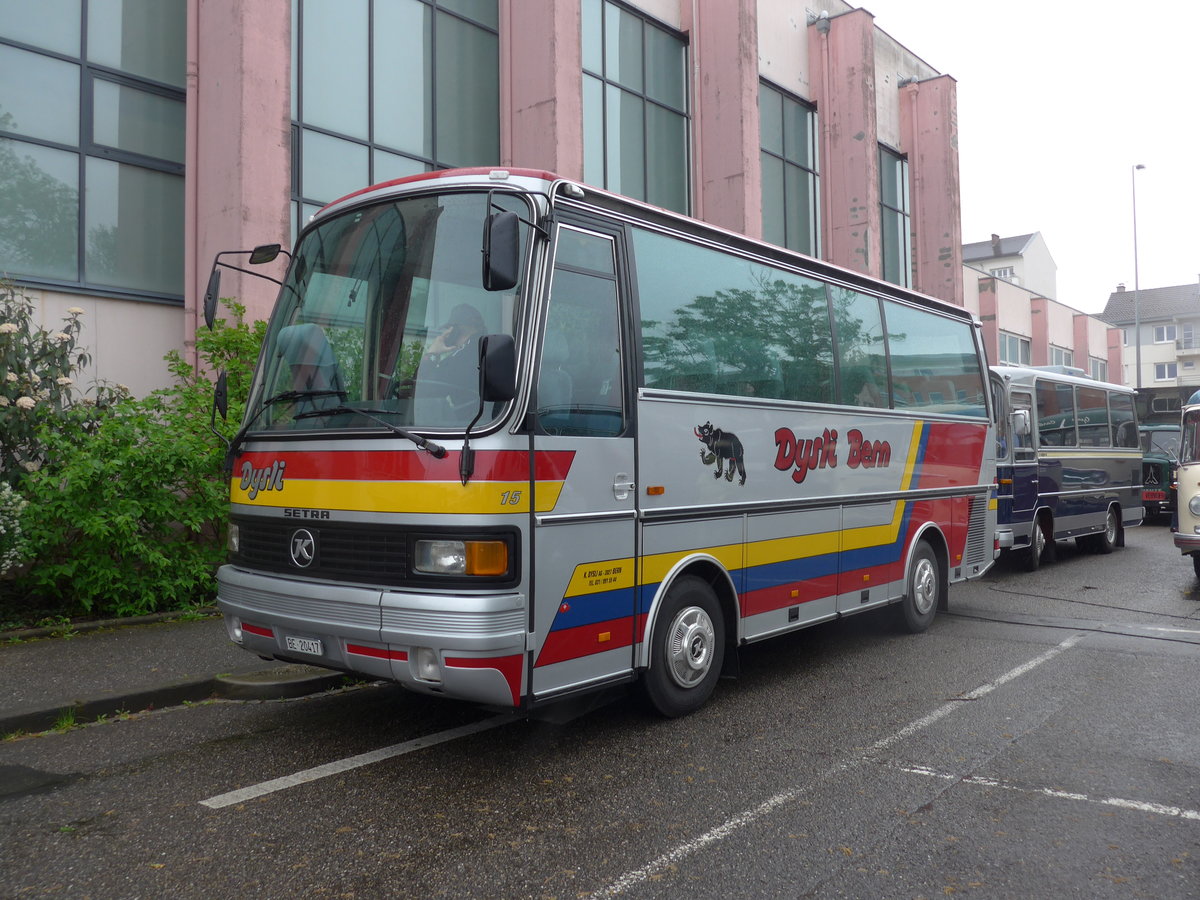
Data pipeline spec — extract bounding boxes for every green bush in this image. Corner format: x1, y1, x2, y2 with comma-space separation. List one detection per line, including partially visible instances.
7, 300, 265, 620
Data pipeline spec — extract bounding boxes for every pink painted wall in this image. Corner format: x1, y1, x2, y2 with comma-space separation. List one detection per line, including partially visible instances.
977, 276, 999, 364
1030, 297, 1050, 366
808, 8, 879, 278
899, 76, 962, 306
683, 0, 760, 236
502, 0, 583, 177
184, 0, 292, 365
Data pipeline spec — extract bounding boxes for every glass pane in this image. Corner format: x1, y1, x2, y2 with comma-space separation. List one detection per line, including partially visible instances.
0, 45, 79, 144
92, 79, 185, 163
606, 85, 643, 199
87, 0, 186, 87
633, 226, 833, 404
1111, 393, 1137, 448
760, 151, 784, 247
434, 10, 499, 166
437, 0, 498, 30
830, 287, 886, 407
881, 206, 909, 287
1035, 380, 1077, 447
301, 0, 368, 137
85, 157, 182, 294
581, 0, 602, 73
301, 129, 368, 204
541, 237, 624, 437
1076, 385, 1110, 446
374, 0, 432, 157
604, 3, 642, 92
644, 23, 685, 110
0, 138, 78, 280
0, 0, 81, 54
759, 83, 782, 156
783, 98, 812, 167
784, 162, 815, 255
885, 300, 984, 415
582, 74, 604, 187
372, 148, 426, 184
645, 103, 686, 213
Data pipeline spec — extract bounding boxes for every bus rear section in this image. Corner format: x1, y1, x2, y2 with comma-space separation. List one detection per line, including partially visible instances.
1172, 403, 1200, 579
212, 168, 996, 717
990, 365, 1143, 571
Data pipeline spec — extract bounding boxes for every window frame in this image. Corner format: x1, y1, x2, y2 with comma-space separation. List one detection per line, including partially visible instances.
878, 145, 911, 288
759, 79, 820, 257
0, 5, 186, 303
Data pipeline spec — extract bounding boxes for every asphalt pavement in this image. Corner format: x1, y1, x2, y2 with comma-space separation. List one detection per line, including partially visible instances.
0, 612, 346, 736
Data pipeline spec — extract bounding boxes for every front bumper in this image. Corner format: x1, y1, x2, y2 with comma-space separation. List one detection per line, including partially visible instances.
217, 565, 528, 707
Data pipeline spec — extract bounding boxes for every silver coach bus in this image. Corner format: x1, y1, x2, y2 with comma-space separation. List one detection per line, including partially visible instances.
207, 168, 996, 717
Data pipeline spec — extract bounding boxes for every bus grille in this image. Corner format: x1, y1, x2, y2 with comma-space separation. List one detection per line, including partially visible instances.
963, 496, 989, 569
233, 518, 408, 586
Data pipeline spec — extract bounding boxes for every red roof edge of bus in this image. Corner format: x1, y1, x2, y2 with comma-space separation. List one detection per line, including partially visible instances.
319, 167, 563, 214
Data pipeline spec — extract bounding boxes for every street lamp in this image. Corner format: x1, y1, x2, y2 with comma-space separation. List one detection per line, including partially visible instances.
1132, 163, 1145, 389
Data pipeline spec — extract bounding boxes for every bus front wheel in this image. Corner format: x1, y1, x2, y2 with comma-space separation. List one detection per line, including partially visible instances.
895, 540, 941, 634
641, 576, 725, 718
1192, 554, 1200, 580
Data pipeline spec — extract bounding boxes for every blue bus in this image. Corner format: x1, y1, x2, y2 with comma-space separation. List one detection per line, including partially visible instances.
990, 365, 1143, 570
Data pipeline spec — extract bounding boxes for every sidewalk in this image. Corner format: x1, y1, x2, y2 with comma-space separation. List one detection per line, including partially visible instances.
0, 614, 347, 736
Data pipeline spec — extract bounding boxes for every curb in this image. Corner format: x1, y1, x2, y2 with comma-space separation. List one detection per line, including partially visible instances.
1, 665, 349, 737
1, 608, 220, 643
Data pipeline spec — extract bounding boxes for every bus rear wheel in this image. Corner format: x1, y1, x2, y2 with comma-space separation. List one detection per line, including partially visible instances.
1192, 554, 1200, 581
641, 576, 725, 718
895, 540, 941, 634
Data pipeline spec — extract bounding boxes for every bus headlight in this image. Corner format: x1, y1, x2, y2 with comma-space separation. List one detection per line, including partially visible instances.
1189, 496, 1200, 517
413, 539, 509, 576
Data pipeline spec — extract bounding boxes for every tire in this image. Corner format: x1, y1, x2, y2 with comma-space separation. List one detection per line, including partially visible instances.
895, 540, 941, 634
641, 576, 725, 718
1023, 518, 1046, 572
1192, 554, 1200, 581
1094, 507, 1118, 555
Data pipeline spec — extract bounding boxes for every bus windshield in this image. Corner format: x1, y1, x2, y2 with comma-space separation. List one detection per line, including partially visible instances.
247, 190, 528, 434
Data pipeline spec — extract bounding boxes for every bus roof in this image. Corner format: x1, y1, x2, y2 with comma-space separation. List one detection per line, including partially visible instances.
990, 364, 1134, 395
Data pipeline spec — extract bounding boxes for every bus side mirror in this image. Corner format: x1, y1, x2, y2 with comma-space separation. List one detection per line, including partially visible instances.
482, 211, 520, 292
213, 370, 229, 421
203, 267, 221, 330
479, 334, 516, 402
249, 243, 282, 264
1012, 409, 1031, 437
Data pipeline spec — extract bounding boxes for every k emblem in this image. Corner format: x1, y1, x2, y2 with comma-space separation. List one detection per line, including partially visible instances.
289, 528, 316, 568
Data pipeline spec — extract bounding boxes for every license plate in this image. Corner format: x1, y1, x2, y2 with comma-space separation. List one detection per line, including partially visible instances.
285, 636, 323, 656
1144, 490, 1166, 501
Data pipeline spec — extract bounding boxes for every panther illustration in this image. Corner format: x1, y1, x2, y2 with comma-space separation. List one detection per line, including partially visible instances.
695, 421, 746, 486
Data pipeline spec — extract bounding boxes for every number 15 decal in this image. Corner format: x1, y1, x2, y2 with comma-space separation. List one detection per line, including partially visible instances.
500, 490, 522, 506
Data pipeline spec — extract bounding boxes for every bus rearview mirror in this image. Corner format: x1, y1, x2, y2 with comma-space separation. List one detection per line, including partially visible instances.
482, 211, 520, 292
1012, 409, 1031, 436
203, 267, 221, 330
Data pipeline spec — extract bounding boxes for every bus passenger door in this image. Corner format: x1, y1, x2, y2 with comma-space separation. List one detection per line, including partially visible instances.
529, 224, 637, 703
1008, 390, 1038, 542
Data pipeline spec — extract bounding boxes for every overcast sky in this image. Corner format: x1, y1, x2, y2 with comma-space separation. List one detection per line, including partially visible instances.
861, 0, 1200, 315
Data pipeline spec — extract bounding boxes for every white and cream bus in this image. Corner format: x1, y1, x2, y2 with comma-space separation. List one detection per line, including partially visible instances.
209, 168, 996, 717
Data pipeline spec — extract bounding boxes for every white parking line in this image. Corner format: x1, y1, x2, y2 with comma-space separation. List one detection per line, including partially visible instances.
897, 764, 1200, 821
593, 633, 1085, 897
199, 714, 515, 810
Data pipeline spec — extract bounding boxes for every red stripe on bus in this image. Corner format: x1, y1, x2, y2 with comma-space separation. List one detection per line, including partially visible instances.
235, 449, 574, 482
915, 423, 987, 489
534, 617, 636, 668
242, 622, 274, 638
444, 654, 525, 707
346, 643, 408, 661
740, 574, 840, 617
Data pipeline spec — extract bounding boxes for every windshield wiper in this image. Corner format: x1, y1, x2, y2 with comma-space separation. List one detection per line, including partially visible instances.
292, 405, 447, 458
223, 388, 348, 471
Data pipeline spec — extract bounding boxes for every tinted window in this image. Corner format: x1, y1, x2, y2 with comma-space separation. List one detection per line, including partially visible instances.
885, 299, 985, 416
831, 287, 886, 408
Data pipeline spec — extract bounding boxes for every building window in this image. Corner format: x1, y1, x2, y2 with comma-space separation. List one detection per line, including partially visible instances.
1049, 346, 1073, 368
879, 146, 910, 288
291, 0, 500, 232
582, 0, 689, 214
0, 0, 186, 300
989, 266, 1016, 282
1182, 323, 1195, 350
760, 82, 819, 256
999, 331, 1031, 366
1090, 357, 1107, 382
1154, 324, 1177, 343
1155, 362, 1178, 381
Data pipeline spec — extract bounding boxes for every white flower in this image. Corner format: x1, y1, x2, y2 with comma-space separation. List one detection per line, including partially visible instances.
67, 306, 85, 316
5, 372, 16, 382
56, 376, 73, 386
117, 384, 130, 394
53, 332, 70, 343
0, 323, 17, 334
21, 460, 39, 472
0, 396, 8, 407
15, 396, 35, 409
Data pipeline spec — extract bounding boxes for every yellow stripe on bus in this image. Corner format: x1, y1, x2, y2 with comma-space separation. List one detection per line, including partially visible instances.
229, 478, 565, 514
